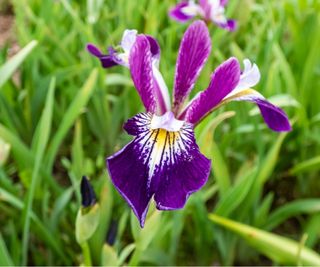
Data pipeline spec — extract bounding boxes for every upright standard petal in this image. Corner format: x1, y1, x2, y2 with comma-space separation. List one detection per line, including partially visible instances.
129, 36, 157, 113
173, 20, 211, 114
180, 57, 240, 124
107, 112, 211, 226
169, 1, 198, 22
223, 89, 292, 132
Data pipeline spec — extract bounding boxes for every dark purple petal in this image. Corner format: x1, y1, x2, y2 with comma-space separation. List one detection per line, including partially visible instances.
107, 112, 211, 226
247, 98, 291, 132
129, 36, 157, 113
215, 19, 237, 32
146, 35, 161, 60
107, 143, 152, 227
173, 20, 212, 114
180, 57, 241, 124
257, 99, 291, 131
169, 2, 195, 22
87, 44, 120, 68
154, 125, 211, 210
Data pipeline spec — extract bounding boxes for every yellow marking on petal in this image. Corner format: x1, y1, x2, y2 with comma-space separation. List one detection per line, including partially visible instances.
147, 129, 180, 178
153, 129, 178, 149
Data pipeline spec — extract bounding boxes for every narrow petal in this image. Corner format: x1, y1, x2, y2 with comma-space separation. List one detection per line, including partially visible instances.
199, 0, 211, 18
129, 36, 157, 113
87, 44, 120, 68
173, 20, 211, 114
180, 57, 241, 124
224, 89, 291, 132
220, 0, 229, 7
169, 2, 197, 22
108, 112, 211, 226
215, 19, 237, 32
257, 99, 292, 131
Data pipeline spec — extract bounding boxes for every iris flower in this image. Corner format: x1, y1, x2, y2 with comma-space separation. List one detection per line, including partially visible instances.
87, 21, 291, 227
169, 0, 236, 31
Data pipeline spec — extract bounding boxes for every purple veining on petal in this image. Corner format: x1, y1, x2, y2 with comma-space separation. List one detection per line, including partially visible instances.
180, 57, 241, 124
169, 2, 195, 22
107, 113, 154, 227
215, 19, 237, 32
129, 36, 157, 113
173, 20, 211, 115
87, 44, 121, 68
154, 124, 211, 210
107, 112, 211, 226
107, 146, 152, 227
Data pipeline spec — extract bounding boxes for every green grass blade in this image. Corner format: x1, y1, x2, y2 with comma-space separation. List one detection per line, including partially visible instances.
0, 188, 67, 263
0, 40, 38, 88
209, 213, 320, 266
264, 199, 320, 230
45, 69, 98, 170
256, 132, 288, 184
0, 232, 14, 266
290, 156, 320, 175
21, 78, 56, 265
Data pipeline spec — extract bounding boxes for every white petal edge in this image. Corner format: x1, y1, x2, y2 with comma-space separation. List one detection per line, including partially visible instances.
121, 29, 138, 53
181, 0, 202, 16
152, 61, 171, 112
223, 59, 261, 100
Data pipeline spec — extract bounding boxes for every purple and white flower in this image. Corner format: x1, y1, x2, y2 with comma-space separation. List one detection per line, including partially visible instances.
169, 0, 236, 31
88, 21, 291, 227
87, 30, 160, 69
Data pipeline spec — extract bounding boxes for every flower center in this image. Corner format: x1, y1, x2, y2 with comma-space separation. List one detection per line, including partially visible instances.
150, 111, 184, 132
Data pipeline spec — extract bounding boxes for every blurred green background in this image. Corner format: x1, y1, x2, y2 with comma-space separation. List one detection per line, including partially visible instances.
0, 0, 320, 265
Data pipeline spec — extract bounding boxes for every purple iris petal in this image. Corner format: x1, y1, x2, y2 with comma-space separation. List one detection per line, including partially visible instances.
199, 0, 211, 19
87, 44, 120, 68
129, 36, 157, 113
220, 0, 229, 7
169, 2, 195, 22
235, 97, 291, 132
215, 19, 237, 32
154, 130, 211, 210
180, 57, 240, 124
173, 20, 211, 114
107, 112, 211, 226
257, 99, 291, 132
146, 35, 161, 60
107, 142, 152, 227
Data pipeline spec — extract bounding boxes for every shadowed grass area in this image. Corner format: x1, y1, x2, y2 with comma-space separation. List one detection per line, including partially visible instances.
0, 0, 319, 265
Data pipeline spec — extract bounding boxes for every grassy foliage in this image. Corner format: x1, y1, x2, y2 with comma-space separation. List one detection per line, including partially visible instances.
0, 0, 320, 265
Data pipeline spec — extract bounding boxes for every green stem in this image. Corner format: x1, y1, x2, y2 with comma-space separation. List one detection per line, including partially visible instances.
81, 242, 92, 267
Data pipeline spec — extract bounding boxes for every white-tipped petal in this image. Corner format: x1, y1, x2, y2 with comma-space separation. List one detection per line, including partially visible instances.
181, 1, 202, 16
121, 29, 138, 53
224, 59, 260, 99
